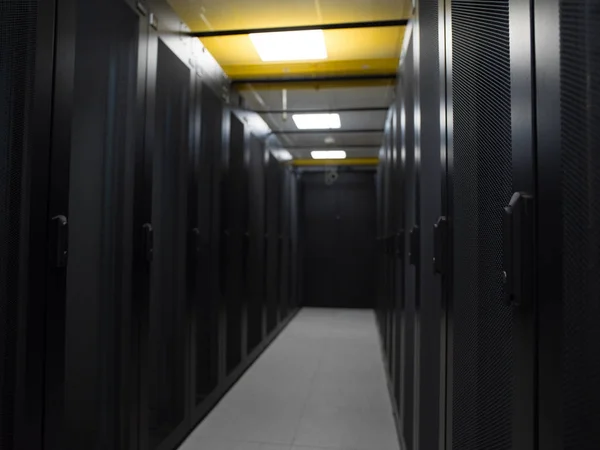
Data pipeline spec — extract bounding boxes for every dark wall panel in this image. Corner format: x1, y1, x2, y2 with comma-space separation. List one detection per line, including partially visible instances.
301, 171, 377, 309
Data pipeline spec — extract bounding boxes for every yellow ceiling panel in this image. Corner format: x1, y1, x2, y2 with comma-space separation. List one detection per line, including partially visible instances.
167, 0, 411, 82
222, 59, 399, 79
201, 28, 404, 66
167, 0, 412, 32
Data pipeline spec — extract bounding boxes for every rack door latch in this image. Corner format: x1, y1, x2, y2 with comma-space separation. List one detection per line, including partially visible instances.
433, 216, 448, 275
51, 215, 69, 268
409, 226, 420, 266
502, 192, 534, 307
142, 223, 154, 263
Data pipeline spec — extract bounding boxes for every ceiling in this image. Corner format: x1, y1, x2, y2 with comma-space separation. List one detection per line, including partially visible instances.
167, 0, 413, 160
242, 85, 393, 159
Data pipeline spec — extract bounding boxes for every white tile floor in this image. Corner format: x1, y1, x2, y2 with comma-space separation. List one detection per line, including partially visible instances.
178, 308, 400, 450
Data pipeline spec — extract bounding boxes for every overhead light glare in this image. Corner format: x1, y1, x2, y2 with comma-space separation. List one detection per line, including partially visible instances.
249, 30, 328, 62
292, 113, 341, 130
311, 150, 347, 160
272, 149, 293, 161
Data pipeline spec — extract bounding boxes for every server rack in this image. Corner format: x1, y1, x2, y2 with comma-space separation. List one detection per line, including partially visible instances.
1, 1, 300, 449
0, 1, 57, 449
535, 0, 600, 449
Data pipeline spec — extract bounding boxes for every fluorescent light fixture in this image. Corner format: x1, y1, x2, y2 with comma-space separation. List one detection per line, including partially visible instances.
272, 149, 293, 161
249, 30, 327, 62
311, 150, 347, 160
292, 113, 341, 130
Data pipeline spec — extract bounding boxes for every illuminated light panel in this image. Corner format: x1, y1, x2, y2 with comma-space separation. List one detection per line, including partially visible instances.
292, 113, 341, 130
272, 149, 293, 161
249, 30, 328, 62
311, 150, 347, 160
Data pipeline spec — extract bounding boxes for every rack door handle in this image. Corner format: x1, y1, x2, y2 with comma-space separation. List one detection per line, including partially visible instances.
502, 192, 533, 307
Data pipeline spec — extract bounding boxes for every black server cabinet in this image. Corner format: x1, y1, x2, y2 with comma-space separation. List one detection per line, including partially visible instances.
247, 134, 266, 352
43, 1, 148, 449
535, 0, 600, 448
384, 114, 397, 384
289, 171, 300, 310
414, 0, 446, 447
278, 168, 292, 319
0, 1, 56, 448
144, 37, 191, 450
224, 113, 246, 374
444, 0, 536, 447
265, 153, 281, 331
192, 84, 223, 409
399, 35, 419, 450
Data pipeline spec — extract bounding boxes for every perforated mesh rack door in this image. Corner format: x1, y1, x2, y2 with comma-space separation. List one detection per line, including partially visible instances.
0, 1, 38, 447
559, 0, 600, 447
449, 0, 514, 448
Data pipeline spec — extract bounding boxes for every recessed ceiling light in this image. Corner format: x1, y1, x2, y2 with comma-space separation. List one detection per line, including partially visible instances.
249, 30, 328, 62
292, 113, 341, 130
311, 150, 347, 160
273, 149, 293, 161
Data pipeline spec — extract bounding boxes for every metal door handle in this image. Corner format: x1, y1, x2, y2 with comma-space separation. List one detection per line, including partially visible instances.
502, 192, 533, 306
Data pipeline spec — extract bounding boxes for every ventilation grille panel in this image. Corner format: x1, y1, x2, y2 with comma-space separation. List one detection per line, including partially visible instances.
0, 1, 38, 448
450, 0, 514, 448
560, 1, 600, 448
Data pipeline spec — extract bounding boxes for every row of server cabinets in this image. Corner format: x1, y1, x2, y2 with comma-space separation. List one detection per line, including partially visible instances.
376, 0, 599, 449
0, 0, 300, 449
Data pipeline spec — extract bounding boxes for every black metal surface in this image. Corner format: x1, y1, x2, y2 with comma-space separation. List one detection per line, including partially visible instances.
0, 1, 40, 448
448, 0, 515, 447
59, 2, 141, 447
392, 83, 404, 414
559, 1, 600, 447
246, 135, 266, 352
265, 153, 281, 330
224, 113, 245, 374
278, 169, 291, 319
193, 83, 222, 407
300, 171, 377, 309
533, 0, 563, 447
0, 1, 302, 450
415, 2, 445, 447
400, 37, 417, 450
148, 38, 190, 448
190, 19, 409, 37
